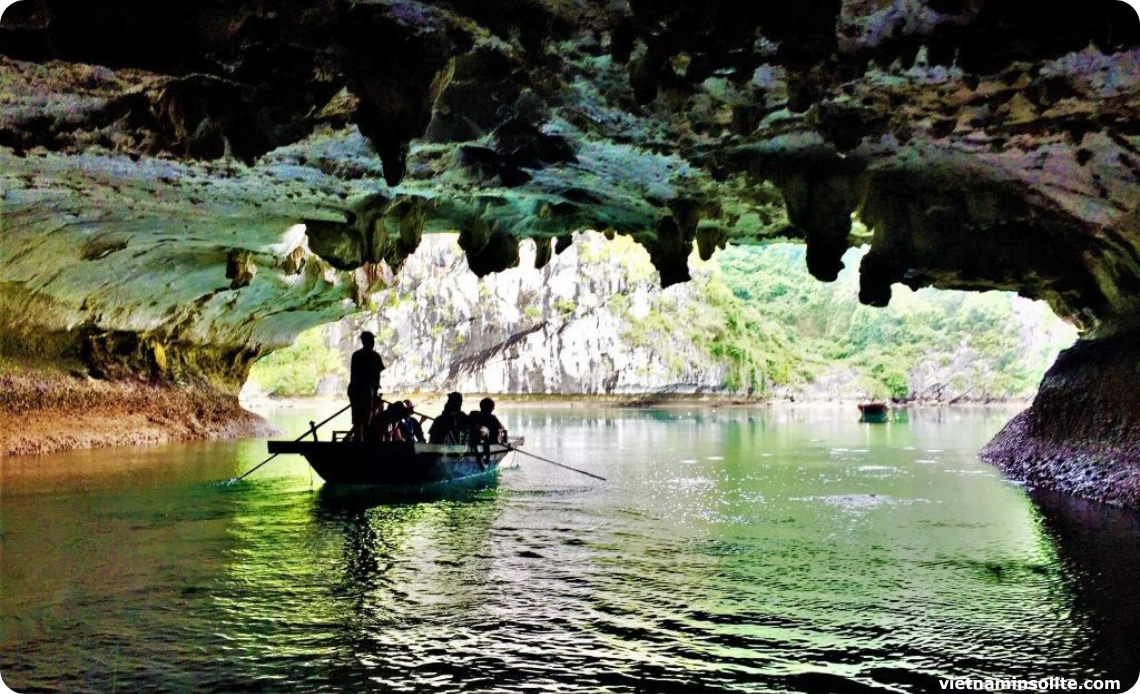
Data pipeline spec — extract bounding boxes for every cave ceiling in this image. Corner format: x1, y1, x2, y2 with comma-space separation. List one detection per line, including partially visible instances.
2, 0, 1140, 366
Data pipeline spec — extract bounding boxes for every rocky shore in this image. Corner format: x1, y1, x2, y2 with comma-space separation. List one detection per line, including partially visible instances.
0, 368, 275, 457
982, 331, 1140, 508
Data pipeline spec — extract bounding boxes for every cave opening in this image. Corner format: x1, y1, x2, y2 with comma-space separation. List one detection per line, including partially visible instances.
244, 231, 1078, 406
4, 1, 1140, 690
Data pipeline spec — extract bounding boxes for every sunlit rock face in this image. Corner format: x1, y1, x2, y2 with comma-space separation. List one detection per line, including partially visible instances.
1, 1, 1140, 486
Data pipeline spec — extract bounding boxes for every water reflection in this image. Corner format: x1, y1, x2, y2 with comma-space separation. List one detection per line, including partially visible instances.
310, 483, 503, 595
1029, 489, 1140, 685
1, 405, 1137, 692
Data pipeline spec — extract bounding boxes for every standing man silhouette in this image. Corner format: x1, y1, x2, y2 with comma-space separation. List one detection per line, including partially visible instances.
347, 331, 385, 442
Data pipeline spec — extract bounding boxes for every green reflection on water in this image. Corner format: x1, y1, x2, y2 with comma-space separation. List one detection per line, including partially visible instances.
1, 404, 1137, 693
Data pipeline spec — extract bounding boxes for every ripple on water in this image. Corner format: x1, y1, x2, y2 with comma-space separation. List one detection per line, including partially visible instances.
1, 405, 1133, 692
789, 494, 927, 515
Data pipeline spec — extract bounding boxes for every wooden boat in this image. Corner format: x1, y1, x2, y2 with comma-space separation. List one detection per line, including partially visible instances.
266, 438, 520, 488
857, 402, 890, 423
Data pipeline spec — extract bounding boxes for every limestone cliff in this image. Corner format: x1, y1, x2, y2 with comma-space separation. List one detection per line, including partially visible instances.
329, 233, 731, 396
246, 233, 1072, 402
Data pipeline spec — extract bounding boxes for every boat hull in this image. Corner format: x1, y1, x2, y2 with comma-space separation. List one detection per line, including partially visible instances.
266, 441, 512, 487
857, 402, 890, 423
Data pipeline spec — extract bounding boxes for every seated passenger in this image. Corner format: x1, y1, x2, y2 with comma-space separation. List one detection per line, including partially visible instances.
400, 400, 427, 443
363, 401, 388, 442
429, 392, 467, 444
387, 401, 409, 442
468, 397, 506, 445
367, 401, 407, 442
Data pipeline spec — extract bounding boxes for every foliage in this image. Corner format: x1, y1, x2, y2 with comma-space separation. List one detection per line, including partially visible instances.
246, 328, 345, 397
249, 234, 1077, 401
554, 298, 577, 315
705, 244, 1076, 399
611, 240, 1074, 398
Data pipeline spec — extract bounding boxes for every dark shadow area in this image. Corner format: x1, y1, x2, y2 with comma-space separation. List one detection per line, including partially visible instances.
313, 475, 501, 515
1029, 489, 1140, 687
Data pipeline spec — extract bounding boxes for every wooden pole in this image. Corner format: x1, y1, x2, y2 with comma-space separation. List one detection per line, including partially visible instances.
228, 403, 352, 483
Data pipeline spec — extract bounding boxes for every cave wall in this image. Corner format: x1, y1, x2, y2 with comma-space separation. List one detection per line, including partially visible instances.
2, 1, 1137, 341
983, 328, 1140, 507
1, 1, 1140, 499
0, 151, 359, 390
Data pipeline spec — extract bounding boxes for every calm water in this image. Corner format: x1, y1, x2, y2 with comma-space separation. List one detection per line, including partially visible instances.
2, 405, 1138, 693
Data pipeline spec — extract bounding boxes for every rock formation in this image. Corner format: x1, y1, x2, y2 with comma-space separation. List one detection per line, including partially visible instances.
247, 233, 1069, 402
324, 234, 736, 397
1, 1, 1139, 503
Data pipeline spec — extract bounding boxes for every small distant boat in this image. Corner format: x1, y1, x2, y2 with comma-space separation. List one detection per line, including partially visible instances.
266, 438, 522, 489
857, 402, 890, 423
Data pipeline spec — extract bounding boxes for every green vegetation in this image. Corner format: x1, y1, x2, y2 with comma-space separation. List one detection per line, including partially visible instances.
248, 235, 1076, 401
246, 328, 344, 397
554, 298, 577, 316
698, 245, 1073, 399
608, 240, 1074, 399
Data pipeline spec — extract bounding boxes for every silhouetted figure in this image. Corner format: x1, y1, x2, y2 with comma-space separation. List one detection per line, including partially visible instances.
429, 392, 468, 444
364, 401, 388, 442
387, 401, 408, 441
401, 400, 427, 443
347, 331, 385, 442
366, 400, 408, 442
468, 397, 506, 446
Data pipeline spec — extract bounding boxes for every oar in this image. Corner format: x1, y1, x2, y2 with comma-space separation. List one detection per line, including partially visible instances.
227, 403, 352, 483
503, 444, 607, 481
385, 398, 607, 482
